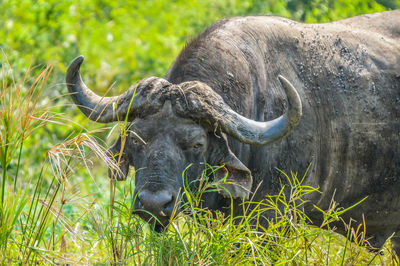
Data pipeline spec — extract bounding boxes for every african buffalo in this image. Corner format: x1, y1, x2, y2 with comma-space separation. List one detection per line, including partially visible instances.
66, 11, 400, 253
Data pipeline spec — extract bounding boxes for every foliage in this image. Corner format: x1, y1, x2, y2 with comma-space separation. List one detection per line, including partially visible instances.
18, 154, 396, 264
1, 0, 398, 93
0, 56, 55, 263
0, 57, 115, 263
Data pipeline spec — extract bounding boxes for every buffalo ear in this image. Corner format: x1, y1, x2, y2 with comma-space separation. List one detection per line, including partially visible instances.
208, 133, 253, 199
107, 137, 130, 181
215, 153, 252, 200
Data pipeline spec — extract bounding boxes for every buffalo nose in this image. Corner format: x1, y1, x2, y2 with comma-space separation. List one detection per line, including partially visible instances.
137, 190, 174, 217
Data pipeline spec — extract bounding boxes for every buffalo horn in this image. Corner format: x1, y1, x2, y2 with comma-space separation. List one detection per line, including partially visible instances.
66, 56, 134, 123
219, 75, 302, 145
67, 56, 302, 145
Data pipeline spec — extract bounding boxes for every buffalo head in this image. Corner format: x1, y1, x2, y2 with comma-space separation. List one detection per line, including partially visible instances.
66, 56, 302, 231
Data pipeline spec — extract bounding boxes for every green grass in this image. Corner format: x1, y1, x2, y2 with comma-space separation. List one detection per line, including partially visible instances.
0, 57, 399, 265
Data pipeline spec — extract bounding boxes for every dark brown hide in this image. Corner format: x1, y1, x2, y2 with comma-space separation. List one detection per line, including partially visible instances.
67, 11, 400, 252
166, 11, 400, 251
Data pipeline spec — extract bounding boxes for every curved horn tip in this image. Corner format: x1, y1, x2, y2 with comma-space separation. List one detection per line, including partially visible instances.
277, 75, 290, 85
277, 75, 301, 103
69, 55, 84, 69
277, 74, 302, 121
74, 55, 84, 63
66, 56, 86, 82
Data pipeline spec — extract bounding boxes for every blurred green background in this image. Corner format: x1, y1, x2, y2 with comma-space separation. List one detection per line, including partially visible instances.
1, 0, 399, 94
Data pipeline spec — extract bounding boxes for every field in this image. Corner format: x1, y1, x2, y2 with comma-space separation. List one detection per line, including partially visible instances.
1, 0, 400, 264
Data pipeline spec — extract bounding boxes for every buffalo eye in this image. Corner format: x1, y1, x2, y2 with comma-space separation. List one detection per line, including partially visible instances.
181, 142, 203, 152
192, 143, 203, 149
186, 143, 204, 152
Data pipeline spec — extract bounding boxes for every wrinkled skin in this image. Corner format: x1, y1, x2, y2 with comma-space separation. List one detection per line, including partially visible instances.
108, 102, 251, 231
67, 11, 400, 252
112, 114, 207, 230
